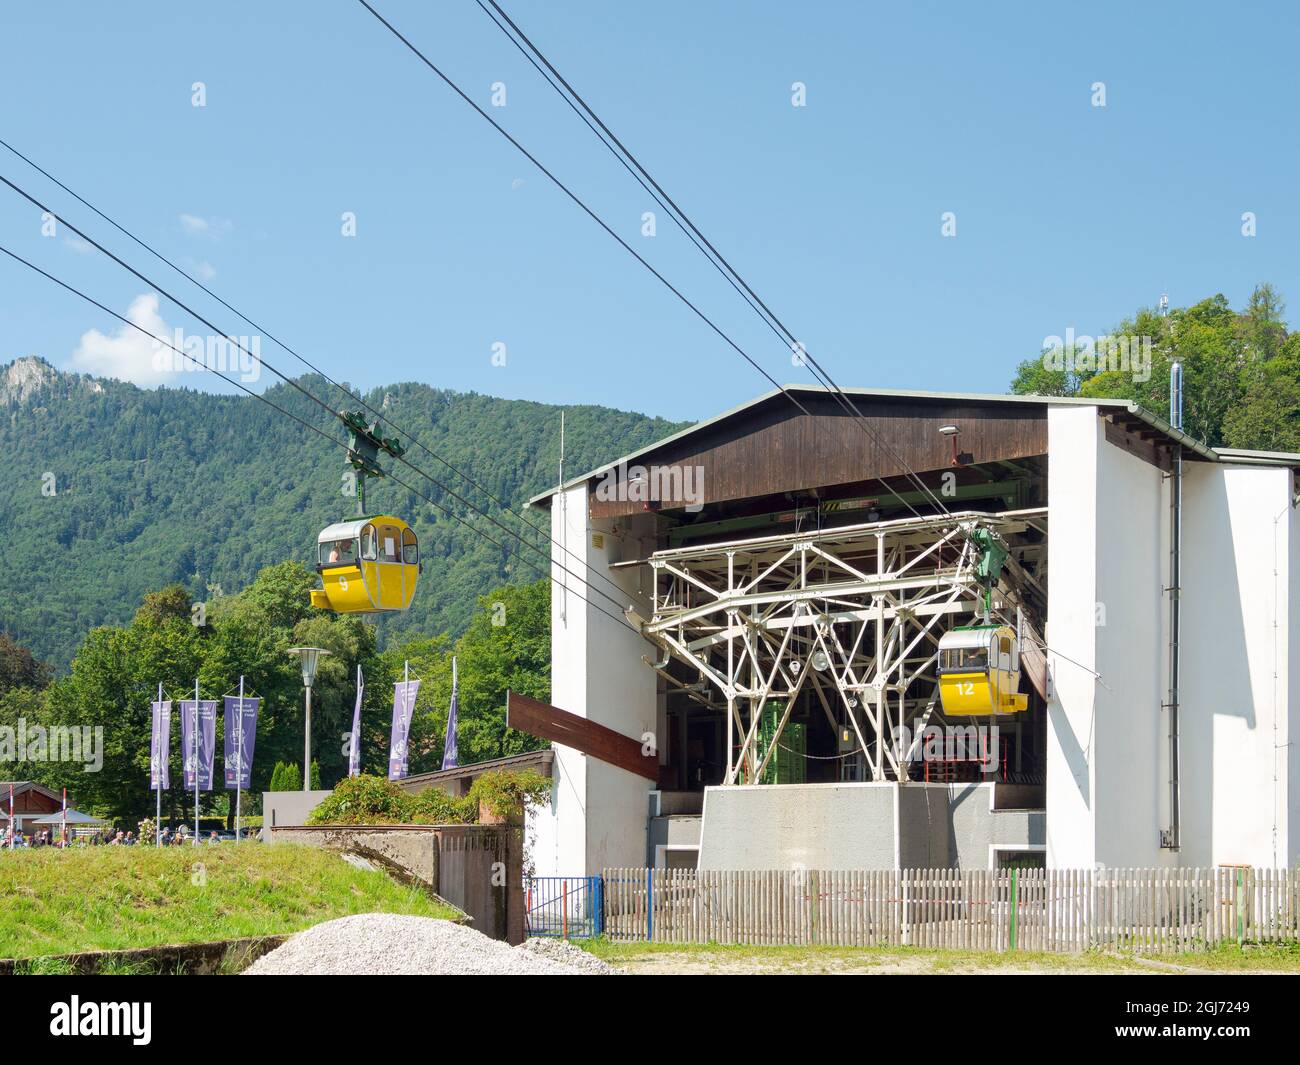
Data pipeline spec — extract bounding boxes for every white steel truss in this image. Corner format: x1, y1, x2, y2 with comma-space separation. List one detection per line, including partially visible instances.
638, 509, 1047, 784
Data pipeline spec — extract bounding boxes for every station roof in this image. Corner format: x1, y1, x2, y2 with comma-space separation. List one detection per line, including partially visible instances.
527, 384, 1289, 509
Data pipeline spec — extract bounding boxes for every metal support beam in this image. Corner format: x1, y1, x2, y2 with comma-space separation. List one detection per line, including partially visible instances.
639, 509, 1046, 782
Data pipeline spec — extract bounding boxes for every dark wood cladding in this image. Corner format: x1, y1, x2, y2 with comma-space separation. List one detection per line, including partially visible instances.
587, 393, 1048, 518
1103, 415, 1173, 472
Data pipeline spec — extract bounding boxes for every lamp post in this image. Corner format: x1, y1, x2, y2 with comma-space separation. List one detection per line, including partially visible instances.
286, 648, 331, 791
939, 423, 962, 467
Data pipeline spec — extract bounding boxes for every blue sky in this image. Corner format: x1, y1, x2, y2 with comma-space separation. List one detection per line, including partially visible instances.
0, 0, 1296, 423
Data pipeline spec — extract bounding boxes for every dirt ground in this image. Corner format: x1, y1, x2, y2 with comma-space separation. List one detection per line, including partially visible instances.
600, 950, 1121, 975
591, 945, 1296, 975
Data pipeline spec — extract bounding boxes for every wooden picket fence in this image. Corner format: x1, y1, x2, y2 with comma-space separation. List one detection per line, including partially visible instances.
600, 867, 1300, 952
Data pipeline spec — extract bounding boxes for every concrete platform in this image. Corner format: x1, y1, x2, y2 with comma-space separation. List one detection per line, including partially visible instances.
696, 781, 1044, 871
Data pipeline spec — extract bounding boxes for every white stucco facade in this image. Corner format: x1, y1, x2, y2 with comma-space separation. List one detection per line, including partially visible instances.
1179, 462, 1295, 867
1046, 405, 1298, 869
528, 484, 657, 877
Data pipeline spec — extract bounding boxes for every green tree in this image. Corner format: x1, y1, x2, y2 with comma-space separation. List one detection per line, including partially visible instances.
0, 633, 51, 693
1222, 355, 1300, 451
382, 580, 550, 772
1010, 284, 1296, 450
269, 761, 302, 791
0, 686, 50, 779
452, 580, 550, 763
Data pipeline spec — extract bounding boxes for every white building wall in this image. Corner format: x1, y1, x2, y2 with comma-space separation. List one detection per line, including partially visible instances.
1288, 496, 1299, 867
1093, 418, 1169, 868
528, 484, 657, 877
1046, 405, 1168, 868
1045, 406, 1100, 867
1046, 405, 1295, 870
1180, 463, 1293, 867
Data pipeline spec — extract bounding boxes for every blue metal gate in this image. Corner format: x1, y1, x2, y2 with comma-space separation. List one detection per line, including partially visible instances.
525, 876, 604, 938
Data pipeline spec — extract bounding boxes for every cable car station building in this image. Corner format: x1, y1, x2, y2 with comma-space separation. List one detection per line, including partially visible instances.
525, 386, 1300, 875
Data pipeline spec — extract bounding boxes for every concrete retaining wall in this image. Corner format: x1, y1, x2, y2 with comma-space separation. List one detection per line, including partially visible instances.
261, 790, 333, 836
697, 783, 898, 871
271, 824, 525, 943
697, 782, 1045, 870
271, 826, 441, 886
948, 783, 1046, 867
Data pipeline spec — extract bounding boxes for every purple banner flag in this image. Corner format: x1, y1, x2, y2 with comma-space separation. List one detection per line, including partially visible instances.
223, 697, 260, 789
387, 679, 420, 781
150, 700, 172, 790
440, 658, 458, 771
349, 666, 364, 778
180, 700, 217, 790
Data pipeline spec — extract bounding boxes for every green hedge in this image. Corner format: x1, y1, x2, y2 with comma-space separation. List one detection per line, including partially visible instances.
306, 770, 552, 827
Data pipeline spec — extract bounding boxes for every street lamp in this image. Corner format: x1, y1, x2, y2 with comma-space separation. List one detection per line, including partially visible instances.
938, 423, 962, 467
286, 647, 331, 792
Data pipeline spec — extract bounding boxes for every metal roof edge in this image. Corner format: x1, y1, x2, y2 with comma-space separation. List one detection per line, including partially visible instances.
1112, 402, 1220, 462
1213, 446, 1300, 467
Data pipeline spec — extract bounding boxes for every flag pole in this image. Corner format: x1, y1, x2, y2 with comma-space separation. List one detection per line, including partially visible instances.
61, 787, 67, 847
156, 682, 163, 847
441, 655, 458, 771
7, 783, 13, 850
349, 663, 363, 778
193, 677, 200, 846
236, 675, 244, 841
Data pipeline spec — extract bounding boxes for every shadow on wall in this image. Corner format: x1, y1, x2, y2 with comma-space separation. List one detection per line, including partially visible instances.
1181, 467, 1267, 868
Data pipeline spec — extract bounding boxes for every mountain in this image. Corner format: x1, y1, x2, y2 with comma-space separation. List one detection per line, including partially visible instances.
0, 357, 684, 669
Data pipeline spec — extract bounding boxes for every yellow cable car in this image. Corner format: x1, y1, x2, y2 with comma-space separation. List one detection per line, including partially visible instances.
309, 515, 420, 614
937, 624, 1028, 717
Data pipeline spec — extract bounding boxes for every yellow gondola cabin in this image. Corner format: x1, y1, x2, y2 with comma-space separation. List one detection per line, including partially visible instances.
309, 515, 420, 614
937, 624, 1028, 717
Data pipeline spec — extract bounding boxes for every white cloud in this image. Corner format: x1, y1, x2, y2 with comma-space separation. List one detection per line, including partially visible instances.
64, 236, 93, 254
194, 260, 217, 281
179, 214, 232, 239
68, 293, 179, 387
67, 293, 261, 390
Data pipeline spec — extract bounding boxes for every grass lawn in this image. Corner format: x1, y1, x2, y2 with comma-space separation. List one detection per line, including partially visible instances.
1164, 942, 1300, 973
575, 938, 1300, 975
0, 844, 459, 961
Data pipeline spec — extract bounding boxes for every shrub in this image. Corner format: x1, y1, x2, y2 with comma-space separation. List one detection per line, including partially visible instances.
408, 787, 476, 825
306, 774, 412, 825
305, 770, 551, 827
467, 768, 553, 820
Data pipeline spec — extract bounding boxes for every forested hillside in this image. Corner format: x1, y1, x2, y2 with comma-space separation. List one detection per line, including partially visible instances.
0, 357, 684, 668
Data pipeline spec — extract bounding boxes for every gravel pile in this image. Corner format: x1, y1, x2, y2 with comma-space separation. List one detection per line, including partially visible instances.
244, 914, 607, 975
517, 936, 617, 974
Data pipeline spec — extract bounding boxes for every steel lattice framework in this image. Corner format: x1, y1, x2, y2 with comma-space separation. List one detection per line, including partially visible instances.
639, 509, 1047, 784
